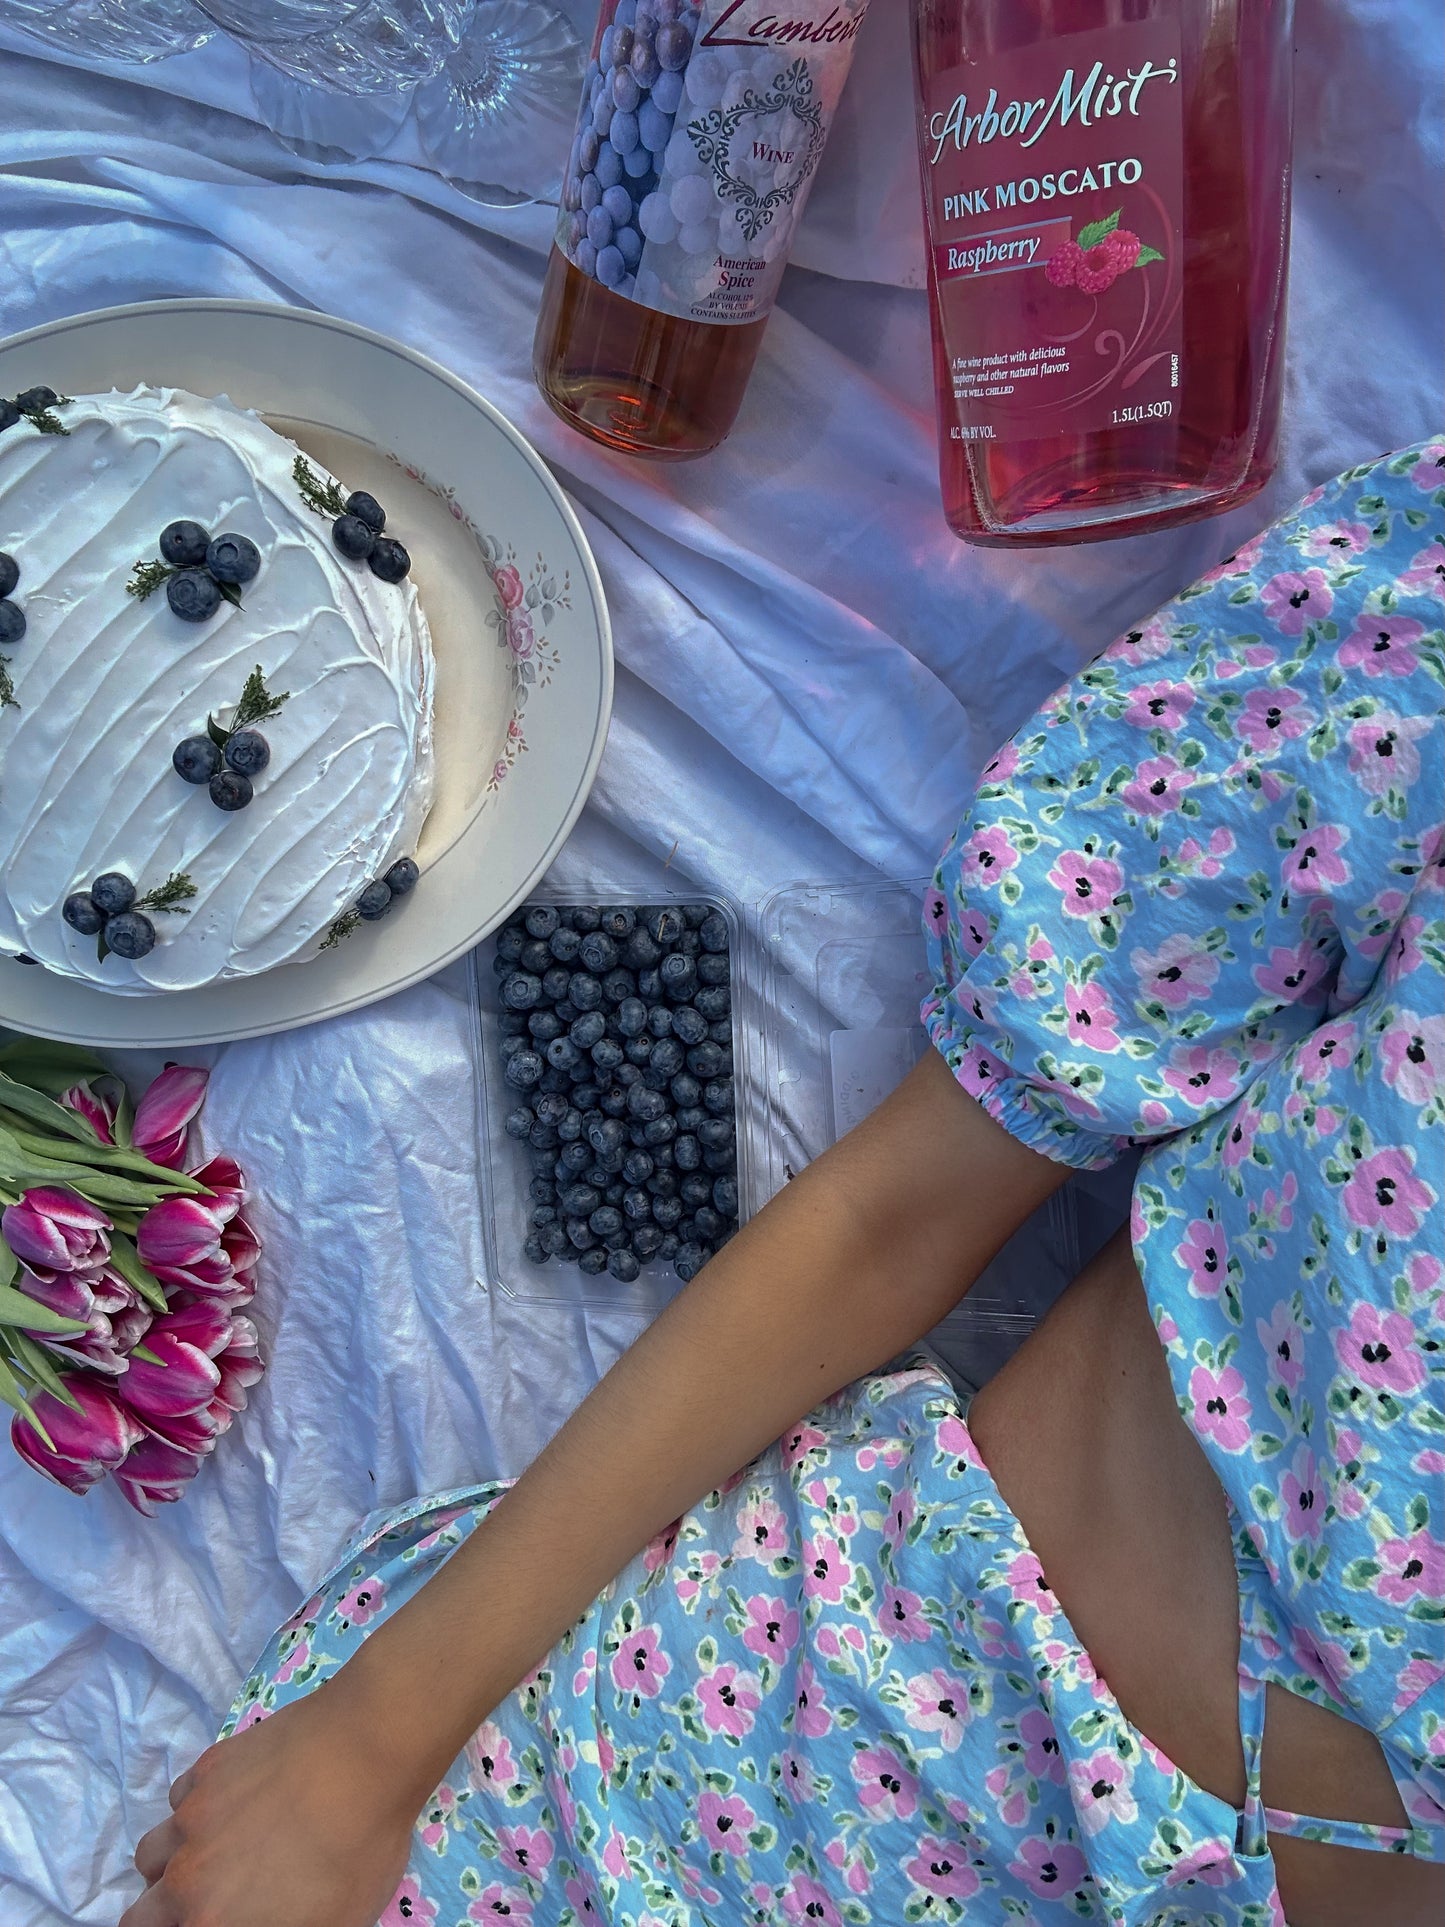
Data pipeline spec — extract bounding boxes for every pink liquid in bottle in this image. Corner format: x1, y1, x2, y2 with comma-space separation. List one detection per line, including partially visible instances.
912, 0, 1296, 546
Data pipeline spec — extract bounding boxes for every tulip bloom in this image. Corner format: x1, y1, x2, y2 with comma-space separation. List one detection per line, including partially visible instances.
111, 1435, 206, 1515
131, 1065, 210, 1170
136, 1183, 260, 1302
2, 1188, 111, 1279
60, 1080, 119, 1145
17, 1265, 152, 1376
10, 1380, 146, 1495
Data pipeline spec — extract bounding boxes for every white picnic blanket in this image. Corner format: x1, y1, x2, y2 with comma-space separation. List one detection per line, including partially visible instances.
0, 3, 1439, 1918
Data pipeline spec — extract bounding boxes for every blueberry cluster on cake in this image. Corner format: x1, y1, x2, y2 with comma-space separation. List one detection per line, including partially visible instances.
0, 386, 435, 994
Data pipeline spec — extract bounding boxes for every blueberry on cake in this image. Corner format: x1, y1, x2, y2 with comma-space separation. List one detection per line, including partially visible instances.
0, 387, 435, 993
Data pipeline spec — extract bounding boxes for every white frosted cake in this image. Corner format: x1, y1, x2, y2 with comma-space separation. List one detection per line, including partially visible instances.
0, 387, 435, 993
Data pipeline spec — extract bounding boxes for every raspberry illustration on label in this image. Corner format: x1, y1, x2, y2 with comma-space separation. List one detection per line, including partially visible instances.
1044, 209, 1163, 292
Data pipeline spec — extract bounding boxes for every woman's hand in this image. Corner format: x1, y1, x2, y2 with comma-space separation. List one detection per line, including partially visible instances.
120, 1689, 418, 1927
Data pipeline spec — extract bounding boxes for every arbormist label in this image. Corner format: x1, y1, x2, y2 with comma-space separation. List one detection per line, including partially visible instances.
558, 0, 867, 326
922, 20, 1184, 444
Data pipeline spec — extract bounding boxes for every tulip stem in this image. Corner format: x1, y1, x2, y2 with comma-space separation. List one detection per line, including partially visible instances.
108, 1234, 169, 1313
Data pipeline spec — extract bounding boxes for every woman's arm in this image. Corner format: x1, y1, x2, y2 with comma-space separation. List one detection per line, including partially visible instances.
127, 1053, 1065, 1927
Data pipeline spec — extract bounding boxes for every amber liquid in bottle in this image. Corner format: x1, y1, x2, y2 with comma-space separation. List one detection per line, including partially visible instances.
534, 246, 767, 461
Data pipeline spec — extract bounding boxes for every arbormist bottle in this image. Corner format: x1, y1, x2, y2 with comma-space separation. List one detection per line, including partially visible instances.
534, 1, 869, 459
912, 0, 1296, 545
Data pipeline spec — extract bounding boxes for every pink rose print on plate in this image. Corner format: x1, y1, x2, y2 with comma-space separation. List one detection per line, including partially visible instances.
1380, 1011, 1445, 1106
1122, 753, 1192, 817
1190, 1362, 1253, 1452
1257, 1301, 1305, 1393
1068, 1749, 1139, 1834
1338, 612, 1425, 677
1347, 711, 1432, 795
506, 609, 535, 659
1163, 1043, 1245, 1109
1302, 518, 1372, 559
492, 563, 524, 609
1123, 679, 1195, 730
1281, 1444, 1325, 1544
1375, 1528, 1445, 1606
610, 1621, 670, 1699
1131, 930, 1221, 1009
1065, 980, 1122, 1051
1177, 1215, 1228, 1297
1048, 848, 1125, 918
961, 825, 1021, 890
851, 1741, 922, 1821
698, 1662, 762, 1738
903, 1668, 972, 1750
1010, 1833, 1089, 1897
1237, 684, 1314, 755
381, 1876, 437, 1926
1398, 535, 1445, 600
1260, 568, 1332, 634
697, 1788, 756, 1855
1341, 1146, 1436, 1240
1334, 1304, 1427, 1394
904, 1837, 981, 1902
741, 1593, 800, 1660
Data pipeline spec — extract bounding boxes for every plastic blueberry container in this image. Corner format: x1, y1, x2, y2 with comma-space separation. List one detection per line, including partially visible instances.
470, 885, 754, 1317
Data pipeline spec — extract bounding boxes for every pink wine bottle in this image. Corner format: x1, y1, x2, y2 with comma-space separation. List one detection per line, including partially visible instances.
911, 0, 1296, 546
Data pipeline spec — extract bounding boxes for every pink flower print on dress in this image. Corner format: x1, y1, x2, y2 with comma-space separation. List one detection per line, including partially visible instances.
1398, 535, 1445, 600
1257, 1301, 1305, 1393
880, 1582, 931, 1644
1237, 685, 1314, 755
496, 1823, 553, 1883
381, 1876, 438, 1926
923, 886, 950, 936
851, 1741, 921, 1821
1384, 910, 1428, 981
903, 1669, 973, 1750
1220, 1103, 1264, 1173
1375, 1528, 1445, 1606
779, 1871, 842, 1926
1380, 1011, 1445, 1106
610, 1619, 670, 1700
1341, 1146, 1435, 1240
1003, 1548, 1057, 1616
791, 1658, 831, 1739
1347, 711, 1432, 796
464, 1721, 519, 1792
697, 1789, 756, 1856
1163, 1043, 1245, 1109
733, 1492, 788, 1561
982, 740, 1020, 782
1281, 1445, 1325, 1544
1178, 1215, 1229, 1297
1164, 1843, 1237, 1887
1334, 1304, 1427, 1394
1016, 1705, 1067, 1783
469, 1885, 535, 1924
1293, 1016, 1355, 1083
960, 825, 1021, 890
1112, 616, 1174, 664
1068, 1749, 1139, 1834
1282, 822, 1351, 895
1131, 930, 1221, 1009
601, 1827, 629, 1880
1302, 518, 1373, 559
1338, 612, 1425, 677
937, 1411, 983, 1468
1394, 1656, 1445, 1715
782, 1420, 828, 1471
698, 1661, 762, 1738
492, 563, 524, 610
1408, 440, 1445, 488
1260, 568, 1333, 634
272, 1633, 311, 1687
741, 1593, 800, 1661
1010, 1832, 1089, 1898
1123, 679, 1195, 730
334, 1574, 386, 1629
824, 1836, 873, 1897
1190, 1362, 1253, 1451
1064, 980, 1122, 1050
1122, 753, 1192, 817
904, 1838, 982, 1903
1048, 848, 1125, 918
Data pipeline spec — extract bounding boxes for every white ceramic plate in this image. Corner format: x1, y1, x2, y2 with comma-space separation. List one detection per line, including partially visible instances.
0, 300, 612, 1047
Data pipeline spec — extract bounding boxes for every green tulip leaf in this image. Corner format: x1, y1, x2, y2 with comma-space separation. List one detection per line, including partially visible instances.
0, 1348, 52, 1447
0, 1284, 88, 1333
0, 1037, 107, 1096
4, 1330, 82, 1411
108, 1233, 169, 1313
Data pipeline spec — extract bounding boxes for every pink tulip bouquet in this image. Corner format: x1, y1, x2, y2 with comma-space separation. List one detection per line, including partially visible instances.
0, 1038, 262, 1513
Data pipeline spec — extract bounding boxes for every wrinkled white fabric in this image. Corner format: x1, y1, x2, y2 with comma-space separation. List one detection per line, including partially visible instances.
0, 4, 1439, 1920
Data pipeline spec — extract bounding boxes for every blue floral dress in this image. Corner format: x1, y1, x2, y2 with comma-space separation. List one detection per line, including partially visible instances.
226, 444, 1445, 1927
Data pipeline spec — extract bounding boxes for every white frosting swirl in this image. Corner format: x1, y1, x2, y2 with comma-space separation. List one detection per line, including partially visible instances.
0, 388, 434, 994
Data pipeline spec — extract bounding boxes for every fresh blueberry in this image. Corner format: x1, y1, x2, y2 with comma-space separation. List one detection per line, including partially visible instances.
0, 601, 25, 646
616, 996, 647, 1038
500, 1033, 528, 1061
502, 972, 543, 1010
504, 1049, 545, 1091
578, 930, 618, 974
542, 964, 573, 1003
589, 1205, 624, 1239
522, 1232, 548, 1265
633, 1223, 664, 1258
0, 552, 19, 598
649, 1168, 679, 1198
62, 892, 103, 935
357, 878, 394, 919
675, 1105, 705, 1133
621, 927, 661, 970
520, 938, 553, 974
368, 538, 411, 584
591, 1036, 625, 1073
345, 491, 386, 533
571, 905, 602, 932
547, 1037, 583, 1073
623, 1146, 655, 1184
172, 734, 221, 784
704, 1075, 734, 1116
531, 1202, 558, 1228
578, 1246, 610, 1274
712, 1176, 739, 1217
669, 1069, 700, 1107
587, 1116, 627, 1158
206, 533, 261, 585
624, 1038, 653, 1069
642, 1113, 677, 1147
699, 911, 729, 953
608, 1247, 641, 1283
627, 1085, 668, 1124
659, 952, 696, 998
560, 1182, 602, 1219
602, 968, 636, 1005
675, 1133, 701, 1171
90, 872, 135, 917
525, 903, 560, 939
615, 1062, 641, 1087
570, 1010, 607, 1050
697, 1116, 735, 1152
646, 1004, 674, 1040
384, 857, 419, 897
695, 985, 730, 1022
671, 1006, 708, 1045
16, 386, 58, 415
697, 951, 730, 985
569, 972, 603, 1011
166, 569, 221, 623
549, 925, 582, 962
332, 514, 376, 560
672, 1242, 705, 1283
497, 924, 526, 963
637, 967, 663, 1001
0, 400, 19, 434
529, 1120, 560, 1151
224, 729, 270, 776
687, 1041, 725, 1079
529, 1009, 564, 1042
504, 1104, 535, 1140
104, 911, 156, 960
209, 768, 254, 812
680, 1173, 713, 1210
560, 1140, 592, 1174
